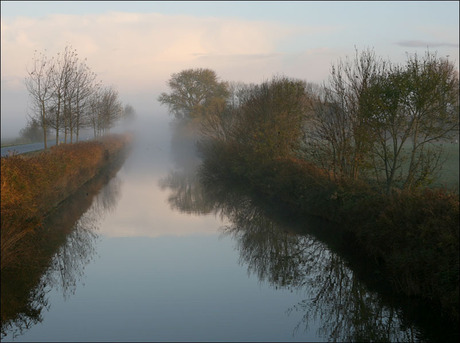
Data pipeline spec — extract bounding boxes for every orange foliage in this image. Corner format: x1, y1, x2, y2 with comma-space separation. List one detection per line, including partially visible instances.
1, 133, 132, 270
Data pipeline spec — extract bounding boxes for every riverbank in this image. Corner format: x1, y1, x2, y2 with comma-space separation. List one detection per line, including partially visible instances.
1, 142, 129, 337
199, 143, 459, 323
0, 133, 133, 271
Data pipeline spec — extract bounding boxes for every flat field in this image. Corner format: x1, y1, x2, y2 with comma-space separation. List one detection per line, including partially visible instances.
432, 142, 459, 191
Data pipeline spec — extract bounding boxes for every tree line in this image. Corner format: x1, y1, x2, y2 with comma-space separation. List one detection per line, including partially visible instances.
159, 49, 459, 193
24, 45, 134, 148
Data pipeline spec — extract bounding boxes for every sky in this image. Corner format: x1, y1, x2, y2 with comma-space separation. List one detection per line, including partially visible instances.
1, 1, 459, 139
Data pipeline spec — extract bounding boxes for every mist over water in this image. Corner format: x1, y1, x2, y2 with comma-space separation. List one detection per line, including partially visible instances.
114, 108, 199, 172
91, 111, 224, 239
2, 109, 457, 342
124, 113, 175, 173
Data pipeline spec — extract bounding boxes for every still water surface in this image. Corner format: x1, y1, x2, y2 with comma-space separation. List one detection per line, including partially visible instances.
1, 117, 453, 342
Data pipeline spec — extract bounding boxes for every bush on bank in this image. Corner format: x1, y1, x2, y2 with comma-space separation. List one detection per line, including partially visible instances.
351, 188, 459, 320
0, 134, 132, 270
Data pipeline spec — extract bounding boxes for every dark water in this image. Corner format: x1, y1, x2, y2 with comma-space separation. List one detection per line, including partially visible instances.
1, 116, 457, 342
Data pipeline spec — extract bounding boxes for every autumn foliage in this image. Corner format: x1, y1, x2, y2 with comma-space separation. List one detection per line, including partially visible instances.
1, 134, 132, 270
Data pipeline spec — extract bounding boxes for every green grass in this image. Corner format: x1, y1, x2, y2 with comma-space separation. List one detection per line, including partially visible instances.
367, 141, 459, 192
432, 142, 459, 191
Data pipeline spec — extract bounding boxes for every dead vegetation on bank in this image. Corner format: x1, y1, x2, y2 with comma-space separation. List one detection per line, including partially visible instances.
0, 133, 132, 270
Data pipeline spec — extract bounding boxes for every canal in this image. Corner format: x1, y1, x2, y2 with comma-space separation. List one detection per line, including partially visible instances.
1, 115, 457, 342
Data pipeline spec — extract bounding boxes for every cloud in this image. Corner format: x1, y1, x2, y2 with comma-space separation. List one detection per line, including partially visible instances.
396, 40, 459, 48
1, 12, 300, 91
1, 10, 340, 137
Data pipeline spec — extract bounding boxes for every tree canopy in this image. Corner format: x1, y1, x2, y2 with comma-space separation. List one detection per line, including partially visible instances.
158, 68, 229, 122
304, 48, 459, 191
162, 49, 458, 193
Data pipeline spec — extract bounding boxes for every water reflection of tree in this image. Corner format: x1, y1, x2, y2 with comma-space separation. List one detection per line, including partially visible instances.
1, 158, 124, 340
159, 156, 428, 342
45, 176, 121, 300
159, 169, 215, 215
1, 214, 101, 339
218, 191, 419, 342
159, 121, 216, 215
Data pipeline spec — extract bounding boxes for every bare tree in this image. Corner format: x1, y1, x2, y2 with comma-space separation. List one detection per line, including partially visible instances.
88, 86, 123, 138
88, 88, 103, 138
24, 50, 55, 149
25, 46, 127, 145
73, 61, 98, 142
99, 86, 123, 135
61, 47, 80, 144
47, 45, 79, 145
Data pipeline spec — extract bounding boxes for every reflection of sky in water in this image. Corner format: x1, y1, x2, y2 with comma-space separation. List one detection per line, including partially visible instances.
99, 119, 232, 237
97, 115, 231, 238
14, 235, 323, 342
98, 168, 227, 238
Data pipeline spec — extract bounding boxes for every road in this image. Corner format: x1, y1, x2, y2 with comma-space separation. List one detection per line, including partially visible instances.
1, 140, 58, 157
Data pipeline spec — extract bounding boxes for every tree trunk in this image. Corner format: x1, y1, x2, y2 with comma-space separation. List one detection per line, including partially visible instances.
55, 95, 61, 145
41, 100, 48, 150
405, 117, 419, 190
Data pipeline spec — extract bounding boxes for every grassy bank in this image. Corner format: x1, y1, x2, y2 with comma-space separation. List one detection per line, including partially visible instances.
1, 145, 128, 337
0, 133, 132, 271
200, 143, 459, 322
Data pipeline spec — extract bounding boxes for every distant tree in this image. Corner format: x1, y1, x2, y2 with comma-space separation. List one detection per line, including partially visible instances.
99, 86, 123, 134
73, 60, 98, 142
88, 89, 103, 138
19, 117, 48, 143
158, 68, 229, 123
88, 86, 123, 138
122, 104, 136, 123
